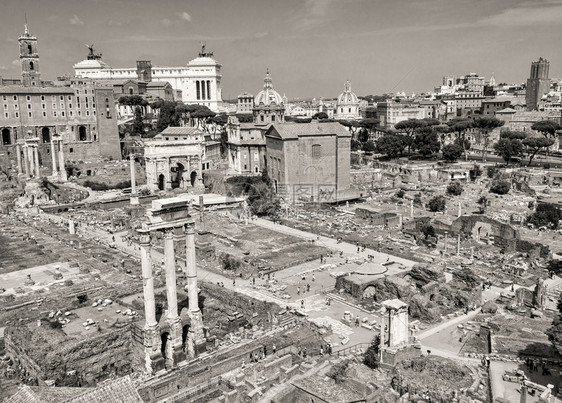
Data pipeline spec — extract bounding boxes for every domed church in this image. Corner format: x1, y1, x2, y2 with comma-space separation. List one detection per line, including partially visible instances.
253, 69, 285, 125
335, 80, 360, 120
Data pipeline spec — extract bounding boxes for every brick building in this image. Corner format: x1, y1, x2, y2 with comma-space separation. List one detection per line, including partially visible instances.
265, 122, 351, 203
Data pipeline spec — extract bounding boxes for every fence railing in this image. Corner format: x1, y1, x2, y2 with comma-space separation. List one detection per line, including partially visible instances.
335, 342, 370, 357
164, 376, 226, 403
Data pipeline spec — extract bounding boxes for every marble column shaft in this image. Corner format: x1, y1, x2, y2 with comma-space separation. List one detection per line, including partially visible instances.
58, 140, 67, 181
33, 146, 40, 177
23, 146, 30, 177
185, 222, 199, 312
139, 230, 157, 327
130, 154, 136, 194
164, 228, 178, 320
50, 140, 58, 177
16, 143, 22, 174
28, 146, 35, 176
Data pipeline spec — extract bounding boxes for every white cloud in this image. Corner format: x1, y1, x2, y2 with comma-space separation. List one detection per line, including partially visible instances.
177, 11, 192, 22
290, 0, 338, 30
161, 18, 172, 26
70, 14, 85, 26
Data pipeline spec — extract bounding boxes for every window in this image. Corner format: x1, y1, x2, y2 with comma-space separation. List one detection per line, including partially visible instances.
69, 148, 73, 153
13, 96, 17, 101
42, 111, 46, 117
51, 96, 56, 101
69, 111, 73, 117
27, 104, 32, 109
86, 111, 90, 116
60, 96, 64, 101
53, 111, 57, 117
52, 103, 57, 109
2, 96, 6, 101
312, 144, 321, 158
28, 111, 32, 117
60, 103, 64, 109
42, 103, 46, 109
3, 104, 7, 110
260, 115, 264, 122
271, 115, 275, 122
68, 96, 72, 101
4, 112, 8, 118
26, 95, 31, 101
15, 112, 19, 118
61, 111, 65, 117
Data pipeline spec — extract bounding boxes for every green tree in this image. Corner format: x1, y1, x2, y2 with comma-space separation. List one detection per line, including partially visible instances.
132, 107, 144, 136
469, 164, 482, 181
472, 117, 504, 162
477, 196, 488, 213
413, 127, 441, 156
375, 134, 407, 158
546, 260, 562, 277
394, 119, 427, 153
447, 181, 463, 196
427, 195, 446, 212
421, 224, 436, 239
489, 180, 511, 195
447, 118, 473, 160
493, 138, 523, 165
531, 120, 561, 138
152, 100, 181, 132
442, 143, 463, 162
363, 140, 376, 153
363, 335, 380, 369
528, 202, 562, 229
500, 130, 526, 140
523, 137, 555, 166
312, 112, 329, 120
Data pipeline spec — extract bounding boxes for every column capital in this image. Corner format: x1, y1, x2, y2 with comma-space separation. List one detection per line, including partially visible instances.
162, 227, 175, 239
138, 228, 151, 246
185, 221, 195, 233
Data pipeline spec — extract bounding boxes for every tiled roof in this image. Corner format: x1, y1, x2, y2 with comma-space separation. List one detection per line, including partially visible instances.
68, 376, 142, 403
157, 126, 203, 136
5, 376, 142, 403
266, 122, 351, 139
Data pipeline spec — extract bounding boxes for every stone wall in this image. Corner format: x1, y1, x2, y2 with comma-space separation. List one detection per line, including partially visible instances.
5, 323, 141, 387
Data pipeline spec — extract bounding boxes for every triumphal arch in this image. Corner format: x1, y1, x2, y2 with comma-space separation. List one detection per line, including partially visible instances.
144, 127, 204, 192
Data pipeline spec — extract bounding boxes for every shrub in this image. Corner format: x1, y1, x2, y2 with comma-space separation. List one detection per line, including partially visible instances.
528, 203, 562, 229
395, 189, 405, 199
446, 181, 463, 196
489, 180, 510, 195
427, 195, 446, 212
327, 360, 350, 383
363, 335, 381, 369
486, 166, 498, 178
469, 165, 482, 181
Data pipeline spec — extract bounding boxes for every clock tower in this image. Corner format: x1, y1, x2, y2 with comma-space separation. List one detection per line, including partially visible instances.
19, 23, 41, 86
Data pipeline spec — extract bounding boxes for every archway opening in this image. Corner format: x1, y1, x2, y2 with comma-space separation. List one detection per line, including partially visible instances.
2, 128, 11, 145
182, 324, 190, 352
172, 163, 185, 189
190, 171, 197, 187
41, 127, 50, 143
158, 174, 165, 191
78, 126, 87, 141
161, 332, 169, 359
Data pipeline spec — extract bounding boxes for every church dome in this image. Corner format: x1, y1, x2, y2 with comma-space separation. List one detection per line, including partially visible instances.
254, 70, 283, 106
337, 80, 358, 105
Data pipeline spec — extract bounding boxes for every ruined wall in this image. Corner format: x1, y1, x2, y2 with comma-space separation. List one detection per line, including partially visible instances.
5, 324, 140, 387
450, 215, 520, 240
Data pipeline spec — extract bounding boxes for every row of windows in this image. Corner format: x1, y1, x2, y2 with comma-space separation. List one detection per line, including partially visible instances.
2, 102, 95, 110
2, 110, 95, 119
1, 95, 95, 102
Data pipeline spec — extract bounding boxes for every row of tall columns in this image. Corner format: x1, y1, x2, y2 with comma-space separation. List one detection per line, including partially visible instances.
138, 221, 205, 374
19, 142, 40, 178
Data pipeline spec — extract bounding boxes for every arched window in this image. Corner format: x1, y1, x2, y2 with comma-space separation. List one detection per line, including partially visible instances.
129, 88, 134, 95
29, 61, 34, 71
312, 144, 321, 158
27, 44, 33, 54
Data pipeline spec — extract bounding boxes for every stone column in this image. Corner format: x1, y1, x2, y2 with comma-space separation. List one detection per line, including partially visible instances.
23, 145, 30, 178
33, 146, 40, 177
28, 145, 35, 177
130, 154, 136, 194
69, 219, 75, 235
163, 227, 183, 367
410, 199, 414, 219
138, 229, 164, 374
457, 234, 461, 256
50, 139, 58, 178
444, 232, 448, 254
16, 143, 22, 174
458, 200, 462, 218
185, 221, 206, 357
58, 140, 67, 181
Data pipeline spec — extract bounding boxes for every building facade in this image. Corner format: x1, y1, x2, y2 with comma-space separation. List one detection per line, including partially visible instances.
74, 45, 223, 111
265, 122, 351, 203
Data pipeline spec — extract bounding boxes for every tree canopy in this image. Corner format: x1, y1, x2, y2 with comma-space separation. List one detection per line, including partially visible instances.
442, 143, 463, 162
493, 138, 524, 165
523, 137, 555, 166
375, 134, 408, 158
531, 120, 561, 138
528, 202, 562, 229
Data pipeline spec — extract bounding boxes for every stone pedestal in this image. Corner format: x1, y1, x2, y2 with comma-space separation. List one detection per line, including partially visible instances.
187, 310, 206, 357
144, 324, 165, 374
130, 196, 139, 205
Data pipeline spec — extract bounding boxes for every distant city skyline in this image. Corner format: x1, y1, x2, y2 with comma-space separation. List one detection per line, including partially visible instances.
0, 0, 561, 99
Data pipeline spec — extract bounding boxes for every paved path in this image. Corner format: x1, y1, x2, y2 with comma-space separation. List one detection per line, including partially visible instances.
417, 308, 482, 340
252, 217, 416, 268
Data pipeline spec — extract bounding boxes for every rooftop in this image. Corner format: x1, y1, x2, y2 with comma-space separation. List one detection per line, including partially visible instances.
265, 122, 351, 140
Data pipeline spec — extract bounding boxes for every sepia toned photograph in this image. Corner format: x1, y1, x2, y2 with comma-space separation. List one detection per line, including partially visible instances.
0, 1, 562, 402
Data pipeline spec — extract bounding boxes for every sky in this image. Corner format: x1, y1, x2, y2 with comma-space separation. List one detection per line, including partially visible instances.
0, 0, 561, 99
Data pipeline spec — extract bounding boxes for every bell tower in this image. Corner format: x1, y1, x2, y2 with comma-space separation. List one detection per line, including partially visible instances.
19, 22, 40, 87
